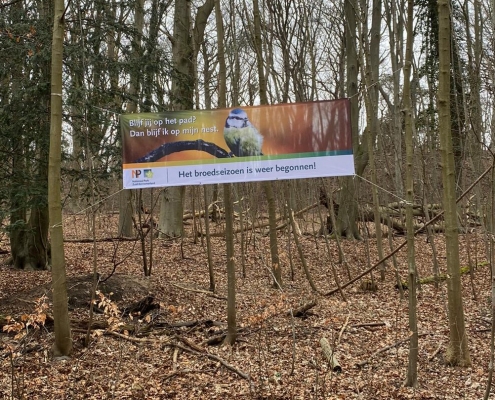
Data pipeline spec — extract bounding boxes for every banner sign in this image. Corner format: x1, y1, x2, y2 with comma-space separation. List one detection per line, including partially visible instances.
121, 99, 354, 188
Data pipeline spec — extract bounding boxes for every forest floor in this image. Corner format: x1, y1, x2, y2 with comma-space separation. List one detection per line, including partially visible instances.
0, 212, 494, 399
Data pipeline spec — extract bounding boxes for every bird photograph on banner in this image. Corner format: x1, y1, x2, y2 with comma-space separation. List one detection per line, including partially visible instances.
223, 108, 264, 157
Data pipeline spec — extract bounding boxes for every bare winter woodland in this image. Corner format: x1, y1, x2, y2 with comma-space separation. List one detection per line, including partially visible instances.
2, 0, 495, 399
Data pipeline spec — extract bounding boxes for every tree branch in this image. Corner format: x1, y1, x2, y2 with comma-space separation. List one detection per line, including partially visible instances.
0, 0, 24, 10
135, 140, 230, 163
326, 163, 495, 296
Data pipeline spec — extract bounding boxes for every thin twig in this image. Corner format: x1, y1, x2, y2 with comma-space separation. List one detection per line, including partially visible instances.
428, 342, 443, 361
105, 331, 155, 343
356, 332, 433, 368
350, 322, 386, 329
167, 343, 252, 381
171, 282, 227, 300
337, 315, 350, 345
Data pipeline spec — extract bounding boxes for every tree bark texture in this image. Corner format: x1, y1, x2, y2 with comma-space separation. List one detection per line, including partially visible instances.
48, 0, 72, 357
403, 0, 418, 387
437, 0, 471, 367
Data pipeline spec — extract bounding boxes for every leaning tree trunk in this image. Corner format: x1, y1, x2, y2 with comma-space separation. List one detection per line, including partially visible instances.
48, 0, 72, 357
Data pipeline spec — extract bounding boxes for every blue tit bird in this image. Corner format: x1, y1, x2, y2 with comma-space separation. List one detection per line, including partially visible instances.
224, 108, 264, 157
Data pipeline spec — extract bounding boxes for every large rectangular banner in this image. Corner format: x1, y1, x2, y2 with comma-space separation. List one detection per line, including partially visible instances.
121, 99, 354, 188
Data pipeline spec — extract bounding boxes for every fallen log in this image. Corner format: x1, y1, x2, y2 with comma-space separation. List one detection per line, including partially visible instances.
399, 262, 488, 289
289, 299, 317, 318
122, 296, 160, 317
74, 318, 141, 333
320, 337, 342, 372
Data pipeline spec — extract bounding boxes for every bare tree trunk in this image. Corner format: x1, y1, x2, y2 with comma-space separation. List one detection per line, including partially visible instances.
9, 0, 50, 271
158, 187, 185, 238
384, 0, 404, 198
337, 0, 362, 239
223, 184, 237, 345
215, 0, 235, 344
118, 190, 134, 237
484, 161, 495, 399
203, 187, 215, 291
252, 0, 268, 105
48, 0, 72, 357
160, 0, 192, 237
360, 0, 385, 277
289, 205, 318, 292
265, 183, 282, 287
210, 0, 226, 290
403, 0, 418, 386
160, 0, 214, 237
119, 0, 145, 238
438, 0, 471, 367
253, 0, 281, 287
484, 3, 495, 397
